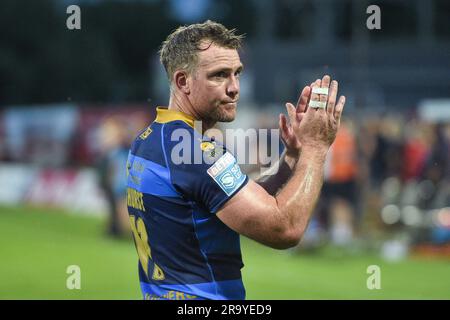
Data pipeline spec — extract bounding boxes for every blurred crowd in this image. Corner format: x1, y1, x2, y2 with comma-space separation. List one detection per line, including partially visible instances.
233, 110, 450, 252
298, 114, 450, 252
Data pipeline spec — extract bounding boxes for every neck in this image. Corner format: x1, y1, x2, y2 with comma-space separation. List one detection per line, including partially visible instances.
168, 90, 216, 133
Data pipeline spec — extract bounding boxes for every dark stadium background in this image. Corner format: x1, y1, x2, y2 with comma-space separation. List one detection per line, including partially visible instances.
0, 0, 449, 299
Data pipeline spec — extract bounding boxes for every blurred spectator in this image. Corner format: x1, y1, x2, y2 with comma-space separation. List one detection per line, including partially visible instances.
370, 117, 404, 186
97, 116, 131, 238
422, 123, 450, 185
422, 123, 450, 246
320, 120, 359, 246
401, 120, 430, 182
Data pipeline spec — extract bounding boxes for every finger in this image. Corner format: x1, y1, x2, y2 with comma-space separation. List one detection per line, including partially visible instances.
319, 75, 331, 103
327, 80, 338, 116
280, 114, 297, 146
308, 82, 315, 108
279, 113, 288, 135
310, 79, 321, 105
279, 114, 287, 142
285, 102, 297, 125
334, 96, 346, 121
296, 86, 311, 113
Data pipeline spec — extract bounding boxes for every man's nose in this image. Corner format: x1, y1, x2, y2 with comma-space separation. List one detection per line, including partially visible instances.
227, 76, 239, 97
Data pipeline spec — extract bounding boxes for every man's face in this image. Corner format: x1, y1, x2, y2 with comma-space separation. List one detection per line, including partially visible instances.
187, 42, 243, 123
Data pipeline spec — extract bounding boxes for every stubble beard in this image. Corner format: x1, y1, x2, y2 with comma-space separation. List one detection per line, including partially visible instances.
202, 102, 236, 125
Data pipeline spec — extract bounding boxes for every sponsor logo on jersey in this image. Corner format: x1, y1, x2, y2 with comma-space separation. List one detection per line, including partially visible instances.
207, 152, 246, 196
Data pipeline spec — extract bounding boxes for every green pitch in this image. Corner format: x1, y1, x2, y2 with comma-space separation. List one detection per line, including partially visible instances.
0, 205, 449, 299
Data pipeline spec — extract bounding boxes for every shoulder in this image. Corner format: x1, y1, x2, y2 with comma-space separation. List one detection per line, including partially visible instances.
129, 122, 167, 167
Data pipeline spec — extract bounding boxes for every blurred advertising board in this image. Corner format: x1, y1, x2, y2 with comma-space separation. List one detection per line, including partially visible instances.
419, 99, 450, 122
2, 104, 79, 165
1, 104, 154, 166
0, 163, 107, 216
0, 164, 38, 205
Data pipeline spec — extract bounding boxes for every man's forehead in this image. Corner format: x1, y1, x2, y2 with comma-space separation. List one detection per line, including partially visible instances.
197, 43, 242, 69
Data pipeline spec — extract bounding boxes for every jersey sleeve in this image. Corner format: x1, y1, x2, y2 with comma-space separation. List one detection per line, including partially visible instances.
163, 125, 248, 214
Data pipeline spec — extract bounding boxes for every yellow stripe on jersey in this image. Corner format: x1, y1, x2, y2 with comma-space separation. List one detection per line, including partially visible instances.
155, 107, 195, 128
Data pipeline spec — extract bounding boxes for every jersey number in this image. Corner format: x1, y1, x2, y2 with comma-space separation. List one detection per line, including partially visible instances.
129, 215, 165, 281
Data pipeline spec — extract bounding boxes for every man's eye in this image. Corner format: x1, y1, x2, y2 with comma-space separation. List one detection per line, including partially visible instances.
216, 72, 227, 78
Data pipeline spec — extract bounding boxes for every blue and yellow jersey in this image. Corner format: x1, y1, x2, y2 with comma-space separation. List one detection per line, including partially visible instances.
126, 107, 249, 300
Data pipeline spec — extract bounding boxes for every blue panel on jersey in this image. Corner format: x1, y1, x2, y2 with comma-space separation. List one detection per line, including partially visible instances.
206, 253, 244, 281
129, 123, 166, 167
191, 206, 244, 281
140, 279, 245, 300
192, 207, 241, 254
127, 154, 181, 198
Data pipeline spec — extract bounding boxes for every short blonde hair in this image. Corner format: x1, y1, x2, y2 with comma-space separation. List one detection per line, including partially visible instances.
159, 20, 244, 81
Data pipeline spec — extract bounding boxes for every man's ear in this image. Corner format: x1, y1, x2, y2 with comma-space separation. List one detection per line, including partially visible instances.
173, 70, 190, 94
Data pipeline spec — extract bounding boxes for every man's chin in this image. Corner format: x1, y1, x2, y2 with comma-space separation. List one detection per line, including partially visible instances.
220, 107, 236, 122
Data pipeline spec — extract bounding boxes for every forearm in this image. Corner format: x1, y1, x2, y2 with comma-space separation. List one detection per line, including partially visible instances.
256, 149, 298, 196
216, 146, 327, 250
275, 146, 327, 240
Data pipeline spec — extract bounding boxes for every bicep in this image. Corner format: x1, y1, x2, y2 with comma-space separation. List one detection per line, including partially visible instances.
216, 179, 291, 249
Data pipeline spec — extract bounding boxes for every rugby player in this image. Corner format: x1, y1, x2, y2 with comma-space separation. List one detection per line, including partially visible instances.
126, 20, 346, 300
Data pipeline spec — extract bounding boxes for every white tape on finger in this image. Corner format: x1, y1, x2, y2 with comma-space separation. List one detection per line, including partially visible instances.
312, 87, 329, 95
309, 100, 327, 109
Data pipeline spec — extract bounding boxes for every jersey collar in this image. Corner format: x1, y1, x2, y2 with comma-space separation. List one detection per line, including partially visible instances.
155, 107, 195, 129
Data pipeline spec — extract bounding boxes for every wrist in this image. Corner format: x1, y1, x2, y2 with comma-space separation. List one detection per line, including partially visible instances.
284, 152, 298, 171
301, 145, 328, 161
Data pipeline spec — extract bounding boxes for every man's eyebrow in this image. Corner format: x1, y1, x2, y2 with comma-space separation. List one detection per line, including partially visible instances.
208, 65, 244, 73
